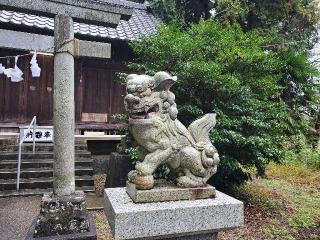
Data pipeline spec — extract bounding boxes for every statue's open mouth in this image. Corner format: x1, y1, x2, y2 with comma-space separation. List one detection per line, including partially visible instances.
130, 104, 159, 119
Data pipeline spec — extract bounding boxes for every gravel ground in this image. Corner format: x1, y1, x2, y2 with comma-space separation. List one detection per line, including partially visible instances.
0, 196, 41, 240
91, 210, 112, 240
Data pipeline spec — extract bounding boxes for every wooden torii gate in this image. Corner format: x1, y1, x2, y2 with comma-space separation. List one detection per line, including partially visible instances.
0, 0, 133, 196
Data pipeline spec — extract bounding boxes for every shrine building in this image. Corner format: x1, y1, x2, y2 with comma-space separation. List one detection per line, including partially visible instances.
0, 0, 158, 136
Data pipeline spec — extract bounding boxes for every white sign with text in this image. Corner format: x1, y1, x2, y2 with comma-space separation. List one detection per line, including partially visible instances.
20, 126, 53, 142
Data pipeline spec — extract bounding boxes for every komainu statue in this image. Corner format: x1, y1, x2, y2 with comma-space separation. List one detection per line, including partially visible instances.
124, 71, 220, 190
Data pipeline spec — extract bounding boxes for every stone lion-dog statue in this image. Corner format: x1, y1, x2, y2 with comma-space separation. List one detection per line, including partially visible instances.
124, 71, 220, 190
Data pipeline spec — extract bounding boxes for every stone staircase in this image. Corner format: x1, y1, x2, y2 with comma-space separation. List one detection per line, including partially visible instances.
0, 143, 95, 197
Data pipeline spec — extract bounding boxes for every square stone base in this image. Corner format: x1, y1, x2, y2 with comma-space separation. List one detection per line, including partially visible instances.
25, 191, 97, 240
126, 181, 216, 203
25, 212, 97, 240
104, 188, 244, 240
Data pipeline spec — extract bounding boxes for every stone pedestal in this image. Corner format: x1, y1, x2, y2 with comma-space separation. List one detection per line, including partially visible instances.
126, 181, 216, 203
104, 188, 244, 240
26, 191, 97, 240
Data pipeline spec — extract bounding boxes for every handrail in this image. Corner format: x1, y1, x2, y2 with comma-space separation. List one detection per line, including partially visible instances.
16, 116, 37, 191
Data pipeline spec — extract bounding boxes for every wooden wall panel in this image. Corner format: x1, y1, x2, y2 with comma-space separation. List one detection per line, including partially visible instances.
81, 64, 126, 119
19, 55, 29, 122
110, 70, 126, 116
39, 55, 54, 123
0, 57, 21, 122
0, 54, 126, 127
75, 60, 83, 122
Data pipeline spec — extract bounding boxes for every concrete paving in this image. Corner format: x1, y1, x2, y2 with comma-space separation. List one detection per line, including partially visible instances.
0, 196, 41, 240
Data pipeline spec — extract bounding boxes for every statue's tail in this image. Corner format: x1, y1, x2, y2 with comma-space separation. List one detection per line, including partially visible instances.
188, 113, 216, 144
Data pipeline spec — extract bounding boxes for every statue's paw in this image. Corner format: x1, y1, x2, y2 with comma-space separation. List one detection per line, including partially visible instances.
128, 170, 154, 190
135, 162, 153, 176
176, 176, 204, 188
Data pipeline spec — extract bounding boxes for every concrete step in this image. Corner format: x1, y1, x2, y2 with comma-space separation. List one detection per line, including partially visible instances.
0, 175, 94, 191
0, 150, 91, 160
0, 186, 95, 198
0, 166, 93, 179
0, 158, 92, 169
0, 144, 88, 152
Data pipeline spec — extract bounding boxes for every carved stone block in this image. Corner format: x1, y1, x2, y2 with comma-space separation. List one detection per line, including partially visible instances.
126, 180, 215, 203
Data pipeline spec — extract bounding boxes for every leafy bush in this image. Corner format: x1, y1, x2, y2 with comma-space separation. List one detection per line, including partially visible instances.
282, 135, 320, 169
129, 20, 319, 189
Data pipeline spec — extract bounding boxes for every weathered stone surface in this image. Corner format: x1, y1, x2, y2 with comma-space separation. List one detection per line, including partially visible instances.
0, 0, 126, 26
0, 29, 111, 59
104, 188, 244, 240
42, 190, 85, 204
26, 191, 97, 239
124, 72, 220, 189
26, 213, 97, 240
78, 40, 111, 59
126, 180, 215, 203
0, 29, 54, 53
53, 15, 75, 196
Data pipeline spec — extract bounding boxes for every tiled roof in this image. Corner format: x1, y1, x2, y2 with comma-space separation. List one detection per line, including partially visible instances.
0, 6, 158, 41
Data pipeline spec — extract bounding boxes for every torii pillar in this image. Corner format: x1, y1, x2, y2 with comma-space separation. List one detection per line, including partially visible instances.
53, 15, 75, 196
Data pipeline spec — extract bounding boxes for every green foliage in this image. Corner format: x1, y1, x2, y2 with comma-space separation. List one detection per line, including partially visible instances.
148, 0, 212, 24
126, 146, 170, 178
148, 0, 178, 23
214, 0, 319, 49
282, 135, 320, 169
277, 51, 320, 143
129, 20, 319, 189
153, 164, 170, 179
113, 113, 128, 122
113, 113, 129, 135
149, 0, 319, 49
126, 147, 140, 164
115, 72, 129, 85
